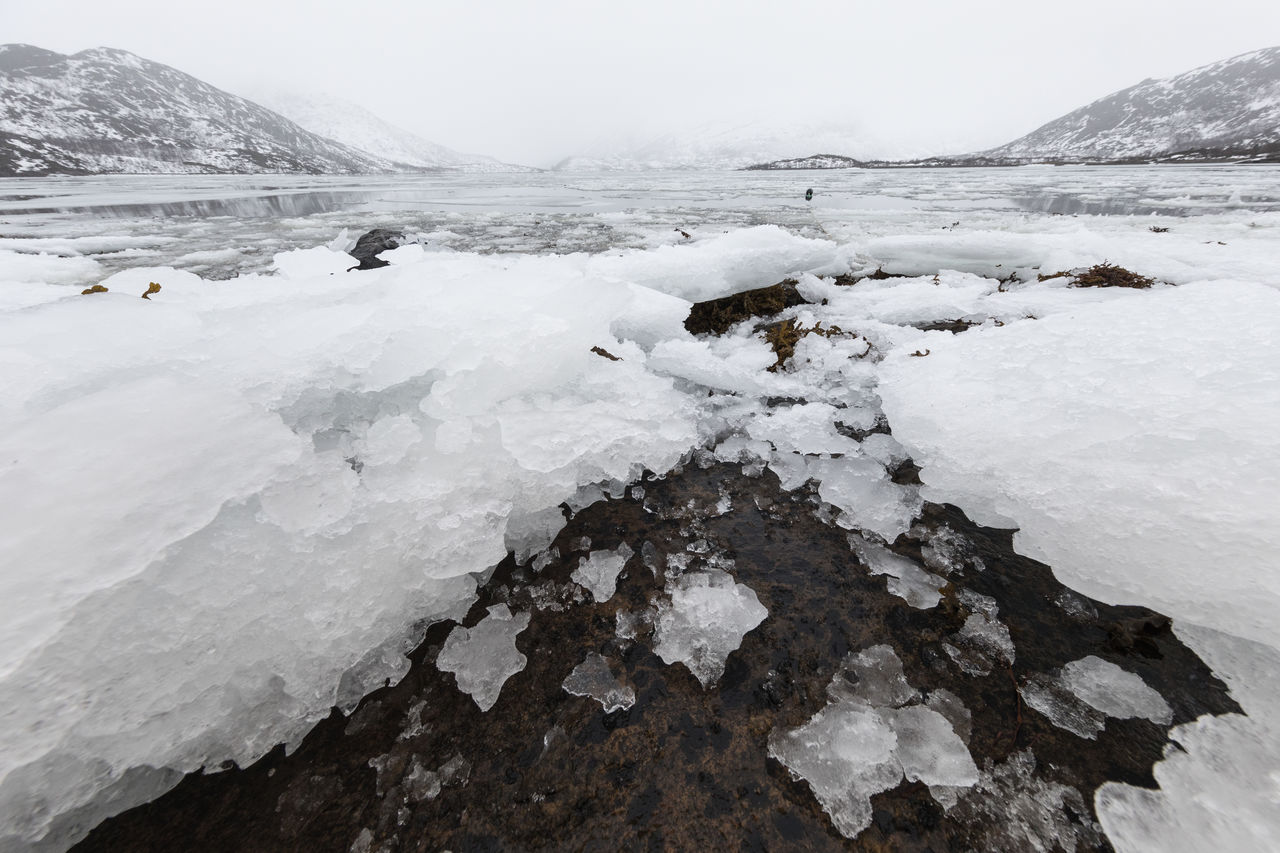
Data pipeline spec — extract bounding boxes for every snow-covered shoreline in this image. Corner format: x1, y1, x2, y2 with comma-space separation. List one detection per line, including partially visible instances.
2, 169, 1279, 850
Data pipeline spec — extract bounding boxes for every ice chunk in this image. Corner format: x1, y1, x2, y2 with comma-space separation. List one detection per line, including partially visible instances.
772, 643, 980, 839
944, 591, 1014, 675
768, 703, 902, 838
848, 536, 946, 609
435, 605, 531, 712
809, 456, 922, 542
652, 571, 768, 687
925, 688, 973, 744
827, 644, 919, 707
890, 705, 979, 787
504, 506, 568, 565
1020, 675, 1106, 740
561, 653, 636, 713
1059, 656, 1172, 725
571, 543, 635, 603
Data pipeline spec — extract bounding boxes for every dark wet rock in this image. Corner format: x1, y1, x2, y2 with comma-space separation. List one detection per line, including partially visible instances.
347, 229, 404, 271
911, 318, 980, 334
684, 279, 810, 336
831, 268, 908, 285
78, 462, 1237, 853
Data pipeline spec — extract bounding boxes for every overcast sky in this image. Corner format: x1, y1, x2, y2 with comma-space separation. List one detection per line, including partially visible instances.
5, 0, 1280, 167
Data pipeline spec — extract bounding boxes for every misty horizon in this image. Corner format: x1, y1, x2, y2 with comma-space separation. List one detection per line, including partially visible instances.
4, 0, 1280, 168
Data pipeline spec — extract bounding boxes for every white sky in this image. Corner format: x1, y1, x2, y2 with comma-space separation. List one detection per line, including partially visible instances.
4, 0, 1280, 167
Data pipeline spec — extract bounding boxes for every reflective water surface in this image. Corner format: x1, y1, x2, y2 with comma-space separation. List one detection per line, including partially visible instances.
2, 166, 1278, 278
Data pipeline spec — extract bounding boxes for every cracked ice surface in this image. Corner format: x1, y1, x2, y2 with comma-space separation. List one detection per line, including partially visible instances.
435, 605, 531, 712
652, 570, 768, 687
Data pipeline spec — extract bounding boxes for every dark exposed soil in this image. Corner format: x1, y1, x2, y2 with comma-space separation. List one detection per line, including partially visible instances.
77, 461, 1237, 853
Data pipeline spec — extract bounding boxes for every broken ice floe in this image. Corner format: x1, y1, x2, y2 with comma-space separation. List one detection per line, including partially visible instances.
769, 644, 978, 839
941, 749, 1105, 852
652, 570, 768, 687
848, 535, 947, 609
1021, 655, 1172, 739
435, 605, 530, 712
943, 590, 1015, 676
562, 653, 636, 713
570, 542, 635, 603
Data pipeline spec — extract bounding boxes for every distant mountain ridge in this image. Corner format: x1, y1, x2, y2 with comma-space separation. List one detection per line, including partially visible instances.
982, 45, 1280, 162
745, 46, 1280, 170
0, 44, 417, 176
251, 90, 534, 173
552, 121, 933, 171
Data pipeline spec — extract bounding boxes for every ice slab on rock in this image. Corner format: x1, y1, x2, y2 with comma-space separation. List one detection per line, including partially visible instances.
1059, 656, 1172, 725
652, 570, 768, 687
561, 653, 636, 713
435, 605, 531, 712
848, 535, 946, 609
1020, 656, 1169, 739
770, 644, 978, 839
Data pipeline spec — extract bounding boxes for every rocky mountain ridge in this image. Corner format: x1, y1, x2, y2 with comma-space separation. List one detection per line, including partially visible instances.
0, 44, 411, 177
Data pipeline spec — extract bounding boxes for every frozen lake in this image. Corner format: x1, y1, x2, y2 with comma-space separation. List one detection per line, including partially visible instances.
2, 164, 1280, 852
3, 165, 1280, 278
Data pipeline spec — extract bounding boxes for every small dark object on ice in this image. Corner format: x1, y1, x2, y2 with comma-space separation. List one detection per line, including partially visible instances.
140, 282, 161, 299
1149, 226, 1170, 233
347, 229, 404, 271
804, 188, 813, 201
591, 346, 622, 361
675, 228, 691, 239
80, 284, 108, 295
1038, 262, 1156, 289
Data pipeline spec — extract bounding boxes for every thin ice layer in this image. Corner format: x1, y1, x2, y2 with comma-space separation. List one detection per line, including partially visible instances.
652, 570, 768, 687
435, 605, 531, 712
561, 653, 636, 713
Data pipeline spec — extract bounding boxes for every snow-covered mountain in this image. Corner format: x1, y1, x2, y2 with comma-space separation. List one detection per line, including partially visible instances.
554, 120, 936, 171
0, 44, 406, 176
983, 46, 1280, 162
250, 90, 534, 173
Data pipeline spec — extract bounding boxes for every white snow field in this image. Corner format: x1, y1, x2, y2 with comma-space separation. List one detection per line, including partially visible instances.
1, 166, 1279, 850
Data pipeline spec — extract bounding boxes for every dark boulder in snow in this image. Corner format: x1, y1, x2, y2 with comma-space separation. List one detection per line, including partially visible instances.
347, 229, 404, 271
684, 279, 810, 336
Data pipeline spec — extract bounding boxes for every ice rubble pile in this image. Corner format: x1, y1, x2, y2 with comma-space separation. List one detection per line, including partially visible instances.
0, 229, 831, 846
3, 214, 1280, 850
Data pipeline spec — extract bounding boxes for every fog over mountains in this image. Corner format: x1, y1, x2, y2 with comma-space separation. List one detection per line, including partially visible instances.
1, 42, 1278, 176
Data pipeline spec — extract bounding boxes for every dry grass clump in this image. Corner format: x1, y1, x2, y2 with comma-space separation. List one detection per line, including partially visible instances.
1038, 262, 1156, 289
